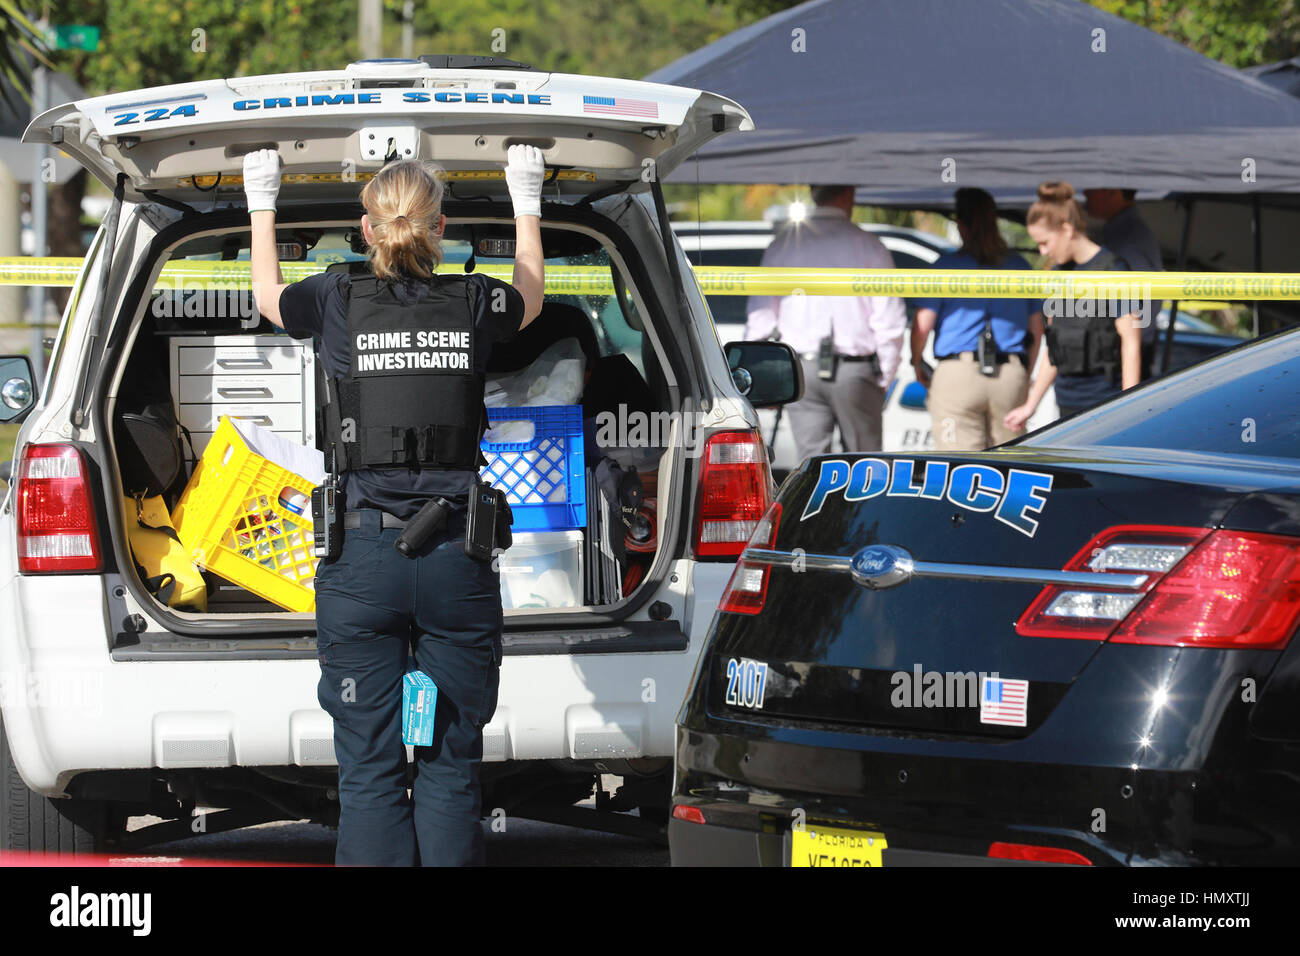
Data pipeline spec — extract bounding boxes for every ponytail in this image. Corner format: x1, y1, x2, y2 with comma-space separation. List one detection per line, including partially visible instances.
359, 160, 446, 279
953, 187, 1007, 267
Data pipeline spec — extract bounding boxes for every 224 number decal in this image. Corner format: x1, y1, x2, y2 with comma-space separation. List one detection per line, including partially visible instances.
113, 104, 198, 126
724, 658, 769, 710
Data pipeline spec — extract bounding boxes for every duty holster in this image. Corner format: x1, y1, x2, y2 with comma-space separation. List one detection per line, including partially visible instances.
311, 472, 342, 561
465, 480, 513, 561
394, 496, 451, 558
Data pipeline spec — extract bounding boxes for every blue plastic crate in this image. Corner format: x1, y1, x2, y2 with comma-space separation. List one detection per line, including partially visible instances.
480, 405, 586, 531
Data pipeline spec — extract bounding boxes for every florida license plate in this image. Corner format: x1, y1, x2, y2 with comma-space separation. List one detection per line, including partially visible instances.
791, 825, 887, 867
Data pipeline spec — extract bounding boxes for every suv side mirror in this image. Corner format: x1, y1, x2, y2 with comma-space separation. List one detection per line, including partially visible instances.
724, 341, 803, 408
0, 355, 38, 424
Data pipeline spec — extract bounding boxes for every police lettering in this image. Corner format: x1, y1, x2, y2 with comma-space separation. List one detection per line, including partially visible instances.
801, 458, 1053, 537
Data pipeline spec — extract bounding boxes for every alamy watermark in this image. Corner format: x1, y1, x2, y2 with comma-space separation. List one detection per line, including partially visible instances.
0, 670, 104, 717
593, 398, 712, 458
891, 665, 999, 709
1042, 280, 1154, 329
150, 278, 258, 327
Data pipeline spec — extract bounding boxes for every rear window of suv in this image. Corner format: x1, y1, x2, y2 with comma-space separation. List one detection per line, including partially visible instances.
1021, 329, 1300, 460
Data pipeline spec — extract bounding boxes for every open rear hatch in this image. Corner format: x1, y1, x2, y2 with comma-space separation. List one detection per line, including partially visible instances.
28, 61, 750, 635
23, 59, 753, 204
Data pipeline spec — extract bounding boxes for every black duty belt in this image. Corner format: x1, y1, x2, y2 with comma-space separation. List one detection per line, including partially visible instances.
936, 351, 1027, 366
343, 510, 409, 530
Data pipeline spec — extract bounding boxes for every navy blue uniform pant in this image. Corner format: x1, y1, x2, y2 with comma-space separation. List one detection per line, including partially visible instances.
315, 506, 502, 866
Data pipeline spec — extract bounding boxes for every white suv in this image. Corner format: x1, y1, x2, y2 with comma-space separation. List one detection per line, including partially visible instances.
0, 58, 803, 852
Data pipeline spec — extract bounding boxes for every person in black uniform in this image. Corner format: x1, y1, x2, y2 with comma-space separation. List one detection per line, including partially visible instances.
242, 143, 546, 865
1005, 180, 1142, 428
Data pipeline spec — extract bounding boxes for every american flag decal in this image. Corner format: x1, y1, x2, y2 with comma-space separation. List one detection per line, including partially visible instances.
980, 676, 1029, 727
582, 94, 659, 118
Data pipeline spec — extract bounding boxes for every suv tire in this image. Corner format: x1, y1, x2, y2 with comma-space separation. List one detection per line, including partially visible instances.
1, 712, 108, 855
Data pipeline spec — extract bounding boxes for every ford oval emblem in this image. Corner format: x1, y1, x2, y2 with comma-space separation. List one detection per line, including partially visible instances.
849, 545, 914, 590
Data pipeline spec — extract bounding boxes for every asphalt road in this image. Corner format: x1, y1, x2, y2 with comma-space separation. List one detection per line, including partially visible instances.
123, 777, 669, 866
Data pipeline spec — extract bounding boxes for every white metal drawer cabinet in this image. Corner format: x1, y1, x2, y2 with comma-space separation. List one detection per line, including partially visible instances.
169, 334, 317, 463
177, 402, 308, 433
175, 340, 305, 376
176, 374, 306, 405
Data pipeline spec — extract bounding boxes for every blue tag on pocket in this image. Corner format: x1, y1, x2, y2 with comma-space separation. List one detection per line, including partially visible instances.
402, 669, 438, 746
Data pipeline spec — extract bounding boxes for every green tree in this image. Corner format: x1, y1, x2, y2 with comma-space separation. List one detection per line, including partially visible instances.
1, 0, 53, 108
403, 0, 749, 80
1089, 0, 1299, 66
54, 0, 358, 92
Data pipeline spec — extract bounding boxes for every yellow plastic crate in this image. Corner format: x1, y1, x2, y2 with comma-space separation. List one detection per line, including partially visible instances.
172, 416, 319, 612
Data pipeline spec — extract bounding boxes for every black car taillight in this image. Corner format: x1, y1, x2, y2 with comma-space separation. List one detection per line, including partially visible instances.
1017, 524, 1300, 650
693, 430, 773, 559
16, 443, 103, 573
717, 502, 781, 615
1016, 525, 1206, 640
1111, 530, 1300, 650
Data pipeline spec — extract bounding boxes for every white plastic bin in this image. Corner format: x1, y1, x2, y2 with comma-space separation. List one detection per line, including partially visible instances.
498, 530, 585, 610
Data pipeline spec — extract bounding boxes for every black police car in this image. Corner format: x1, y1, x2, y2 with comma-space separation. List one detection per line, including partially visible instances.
671, 326, 1300, 866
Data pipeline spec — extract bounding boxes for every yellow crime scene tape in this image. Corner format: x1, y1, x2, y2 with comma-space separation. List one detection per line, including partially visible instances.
1, 256, 1299, 300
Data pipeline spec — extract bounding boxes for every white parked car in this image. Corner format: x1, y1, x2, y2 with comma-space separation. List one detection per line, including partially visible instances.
0, 58, 807, 852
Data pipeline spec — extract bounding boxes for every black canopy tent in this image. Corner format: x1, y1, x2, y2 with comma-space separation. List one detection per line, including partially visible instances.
646, 0, 1300, 199
1244, 57, 1300, 99
646, 0, 1300, 362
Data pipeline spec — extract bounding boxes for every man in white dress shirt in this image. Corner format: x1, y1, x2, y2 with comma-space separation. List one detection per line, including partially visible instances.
745, 185, 907, 459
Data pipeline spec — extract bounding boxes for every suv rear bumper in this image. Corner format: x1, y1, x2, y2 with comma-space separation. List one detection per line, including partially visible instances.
0, 565, 733, 797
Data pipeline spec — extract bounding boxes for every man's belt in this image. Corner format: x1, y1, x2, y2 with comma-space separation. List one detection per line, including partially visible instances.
936, 350, 1027, 366
342, 510, 409, 530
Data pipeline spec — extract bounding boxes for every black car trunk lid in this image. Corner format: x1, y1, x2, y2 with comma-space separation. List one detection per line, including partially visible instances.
708, 449, 1249, 738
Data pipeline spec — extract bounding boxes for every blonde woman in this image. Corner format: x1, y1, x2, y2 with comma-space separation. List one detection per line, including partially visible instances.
1005, 181, 1142, 428
245, 144, 545, 866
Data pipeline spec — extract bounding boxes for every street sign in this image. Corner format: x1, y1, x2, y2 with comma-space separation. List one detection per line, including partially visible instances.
44, 25, 100, 52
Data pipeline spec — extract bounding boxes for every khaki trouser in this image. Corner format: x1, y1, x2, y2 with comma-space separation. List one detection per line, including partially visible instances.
785, 356, 885, 458
927, 353, 1029, 451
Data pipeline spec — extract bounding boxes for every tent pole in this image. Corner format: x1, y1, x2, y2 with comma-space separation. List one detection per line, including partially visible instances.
1160, 197, 1194, 375
1251, 193, 1261, 339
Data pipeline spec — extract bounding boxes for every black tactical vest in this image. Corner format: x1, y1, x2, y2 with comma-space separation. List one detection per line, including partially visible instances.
320, 273, 486, 472
1045, 308, 1122, 380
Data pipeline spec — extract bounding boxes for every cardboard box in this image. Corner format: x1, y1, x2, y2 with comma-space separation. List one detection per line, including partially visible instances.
402, 669, 438, 746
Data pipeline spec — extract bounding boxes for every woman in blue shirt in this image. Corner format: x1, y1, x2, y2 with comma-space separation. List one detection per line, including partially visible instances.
911, 188, 1043, 450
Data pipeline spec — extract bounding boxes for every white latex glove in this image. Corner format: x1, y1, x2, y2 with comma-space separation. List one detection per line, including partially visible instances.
504, 143, 545, 219
243, 148, 282, 213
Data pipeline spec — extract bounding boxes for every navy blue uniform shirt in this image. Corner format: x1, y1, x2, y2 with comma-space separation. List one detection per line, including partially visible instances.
279, 268, 525, 518
1048, 248, 1128, 411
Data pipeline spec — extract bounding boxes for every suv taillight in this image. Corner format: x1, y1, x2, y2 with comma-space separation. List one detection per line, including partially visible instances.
16, 443, 103, 573
694, 431, 773, 559
1016, 525, 1300, 650
717, 502, 781, 615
